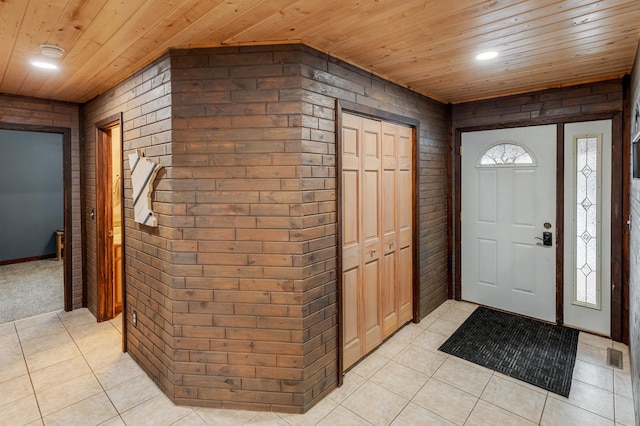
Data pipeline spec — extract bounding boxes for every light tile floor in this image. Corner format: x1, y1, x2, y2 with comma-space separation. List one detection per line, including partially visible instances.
0, 300, 635, 425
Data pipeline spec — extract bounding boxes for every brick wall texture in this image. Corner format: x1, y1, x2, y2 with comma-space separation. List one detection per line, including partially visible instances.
82, 53, 174, 394
81, 44, 449, 412
0, 94, 83, 308
628, 42, 640, 426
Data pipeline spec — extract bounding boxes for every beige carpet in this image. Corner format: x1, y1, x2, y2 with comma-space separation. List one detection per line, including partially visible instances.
0, 258, 64, 324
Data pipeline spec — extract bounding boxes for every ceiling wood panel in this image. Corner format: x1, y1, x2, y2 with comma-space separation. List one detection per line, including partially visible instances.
1, 0, 638, 104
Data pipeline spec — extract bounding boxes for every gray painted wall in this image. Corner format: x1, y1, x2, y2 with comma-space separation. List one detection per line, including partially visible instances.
0, 130, 63, 262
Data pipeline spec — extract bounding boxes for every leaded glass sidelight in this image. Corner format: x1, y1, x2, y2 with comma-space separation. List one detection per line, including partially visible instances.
574, 135, 601, 309
477, 143, 535, 166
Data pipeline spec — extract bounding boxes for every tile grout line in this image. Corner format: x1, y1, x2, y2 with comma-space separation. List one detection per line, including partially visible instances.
55, 310, 124, 425
13, 321, 45, 424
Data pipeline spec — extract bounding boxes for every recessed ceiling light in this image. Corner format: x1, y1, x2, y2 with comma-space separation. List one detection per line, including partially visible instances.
31, 60, 59, 70
39, 44, 65, 59
476, 51, 499, 60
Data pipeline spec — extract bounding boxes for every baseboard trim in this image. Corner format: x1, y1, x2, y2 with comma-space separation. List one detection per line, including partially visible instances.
0, 253, 57, 266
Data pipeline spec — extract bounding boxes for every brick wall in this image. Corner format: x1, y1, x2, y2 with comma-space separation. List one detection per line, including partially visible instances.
82, 54, 175, 395
81, 43, 449, 413
452, 80, 623, 128
169, 44, 447, 412
628, 42, 640, 426
0, 94, 83, 308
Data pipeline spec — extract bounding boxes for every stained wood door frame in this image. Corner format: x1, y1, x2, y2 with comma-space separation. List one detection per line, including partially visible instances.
95, 113, 126, 350
452, 111, 628, 342
0, 122, 73, 311
336, 100, 420, 385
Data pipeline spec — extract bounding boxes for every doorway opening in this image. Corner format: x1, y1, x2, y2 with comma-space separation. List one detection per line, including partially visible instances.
96, 115, 124, 326
0, 124, 73, 321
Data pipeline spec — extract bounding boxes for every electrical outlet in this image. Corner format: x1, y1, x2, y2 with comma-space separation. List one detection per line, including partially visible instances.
133, 311, 137, 327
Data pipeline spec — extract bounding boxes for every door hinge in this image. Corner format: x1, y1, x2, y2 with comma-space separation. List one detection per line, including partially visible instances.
460, 146, 463, 156
628, 214, 632, 231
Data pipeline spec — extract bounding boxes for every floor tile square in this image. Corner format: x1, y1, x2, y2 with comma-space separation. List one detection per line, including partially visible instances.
20, 330, 73, 356
370, 360, 428, 399
106, 373, 161, 413
245, 412, 289, 425
120, 394, 193, 426
0, 394, 41, 425
30, 355, 91, 392
195, 407, 258, 425
373, 336, 410, 359
37, 372, 103, 416
391, 402, 454, 426
327, 371, 366, 404
94, 354, 145, 390
25, 341, 81, 373
278, 395, 337, 426
42, 392, 117, 426
576, 342, 610, 369
432, 357, 492, 397
0, 354, 28, 384
412, 378, 477, 425
99, 416, 126, 426
342, 381, 408, 426
540, 397, 613, 426
614, 370, 633, 398
316, 405, 371, 426
411, 330, 448, 353
549, 379, 614, 420
578, 332, 612, 350
74, 327, 121, 355
614, 394, 636, 426
480, 375, 546, 423
426, 318, 459, 337
572, 359, 613, 392
466, 400, 536, 426
169, 411, 208, 425
0, 374, 34, 407
350, 353, 388, 379
393, 344, 446, 376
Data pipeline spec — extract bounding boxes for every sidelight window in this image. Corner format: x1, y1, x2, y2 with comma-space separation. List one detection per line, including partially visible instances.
573, 135, 602, 309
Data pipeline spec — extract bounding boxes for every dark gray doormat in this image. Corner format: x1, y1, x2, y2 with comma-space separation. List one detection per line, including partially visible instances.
438, 306, 579, 397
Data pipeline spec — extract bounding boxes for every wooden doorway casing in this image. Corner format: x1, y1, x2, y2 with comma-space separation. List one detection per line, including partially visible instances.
95, 114, 125, 334
336, 101, 421, 384
0, 122, 73, 311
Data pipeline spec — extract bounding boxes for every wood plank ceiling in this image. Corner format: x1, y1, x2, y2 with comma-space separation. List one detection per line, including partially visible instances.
1, 0, 639, 104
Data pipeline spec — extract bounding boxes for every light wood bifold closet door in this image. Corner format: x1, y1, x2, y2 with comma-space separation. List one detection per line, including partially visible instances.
342, 113, 413, 370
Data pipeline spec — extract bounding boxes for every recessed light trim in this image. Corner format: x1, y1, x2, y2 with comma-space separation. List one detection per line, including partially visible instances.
476, 51, 499, 60
39, 44, 65, 59
31, 60, 59, 70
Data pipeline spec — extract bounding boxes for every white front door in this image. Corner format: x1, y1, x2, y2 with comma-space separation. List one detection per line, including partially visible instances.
462, 125, 557, 322
563, 120, 612, 336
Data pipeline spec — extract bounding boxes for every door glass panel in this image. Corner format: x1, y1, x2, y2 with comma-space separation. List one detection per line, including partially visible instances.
478, 143, 535, 166
573, 135, 601, 309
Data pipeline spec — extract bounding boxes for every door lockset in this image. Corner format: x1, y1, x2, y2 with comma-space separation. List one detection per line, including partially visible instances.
535, 232, 553, 247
